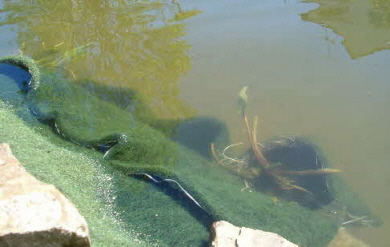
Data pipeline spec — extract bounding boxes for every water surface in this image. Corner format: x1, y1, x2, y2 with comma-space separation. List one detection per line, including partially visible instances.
179, 0, 390, 246
1, 0, 389, 246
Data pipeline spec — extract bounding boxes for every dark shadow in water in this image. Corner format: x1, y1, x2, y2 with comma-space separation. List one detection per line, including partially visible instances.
0, 63, 31, 93
171, 117, 230, 159
258, 136, 334, 209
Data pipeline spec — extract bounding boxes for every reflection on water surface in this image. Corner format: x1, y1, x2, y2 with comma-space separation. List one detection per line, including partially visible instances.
0, 0, 200, 119
302, 0, 390, 59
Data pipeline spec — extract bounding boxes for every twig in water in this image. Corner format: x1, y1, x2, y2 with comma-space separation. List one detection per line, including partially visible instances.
131, 173, 204, 210
341, 216, 368, 226
341, 213, 376, 227
103, 148, 111, 159
241, 180, 253, 192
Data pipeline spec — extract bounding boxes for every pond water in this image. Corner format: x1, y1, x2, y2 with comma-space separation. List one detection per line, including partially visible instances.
1, 0, 389, 246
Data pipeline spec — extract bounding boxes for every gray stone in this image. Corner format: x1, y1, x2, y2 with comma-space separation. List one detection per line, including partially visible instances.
0, 143, 90, 247
211, 221, 297, 247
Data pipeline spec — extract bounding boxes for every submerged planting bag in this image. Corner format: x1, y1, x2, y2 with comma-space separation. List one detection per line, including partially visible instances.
0, 55, 379, 246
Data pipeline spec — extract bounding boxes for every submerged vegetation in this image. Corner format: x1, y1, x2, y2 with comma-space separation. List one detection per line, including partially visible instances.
1, 54, 344, 246
211, 87, 341, 207
1, 0, 385, 244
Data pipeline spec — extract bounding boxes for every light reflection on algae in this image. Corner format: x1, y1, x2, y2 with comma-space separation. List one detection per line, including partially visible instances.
0, 0, 201, 119
302, 0, 390, 59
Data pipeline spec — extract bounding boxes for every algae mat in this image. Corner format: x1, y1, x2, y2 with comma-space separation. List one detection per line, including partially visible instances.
0, 65, 208, 246
0, 102, 153, 246
0, 55, 343, 246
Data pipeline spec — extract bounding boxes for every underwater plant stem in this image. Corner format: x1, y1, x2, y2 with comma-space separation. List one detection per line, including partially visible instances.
243, 115, 310, 193
276, 168, 341, 176
243, 114, 269, 169
210, 143, 225, 167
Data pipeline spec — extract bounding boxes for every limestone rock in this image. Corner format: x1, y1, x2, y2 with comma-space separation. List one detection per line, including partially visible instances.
210, 220, 298, 247
0, 143, 90, 247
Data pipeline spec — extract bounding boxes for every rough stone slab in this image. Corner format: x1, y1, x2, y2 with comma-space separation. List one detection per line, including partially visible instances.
0, 143, 91, 247
211, 220, 297, 247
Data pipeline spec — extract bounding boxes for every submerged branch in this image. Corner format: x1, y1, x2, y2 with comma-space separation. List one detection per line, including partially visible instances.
276, 168, 341, 176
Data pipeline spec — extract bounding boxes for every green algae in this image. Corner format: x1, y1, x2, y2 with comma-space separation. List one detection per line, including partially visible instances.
0, 55, 343, 246
0, 101, 154, 247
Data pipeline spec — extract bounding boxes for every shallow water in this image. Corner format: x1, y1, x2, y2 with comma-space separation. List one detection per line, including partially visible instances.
179, 0, 390, 245
1, 0, 389, 246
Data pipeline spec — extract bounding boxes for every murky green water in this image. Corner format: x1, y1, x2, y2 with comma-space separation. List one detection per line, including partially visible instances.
1, 0, 389, 246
